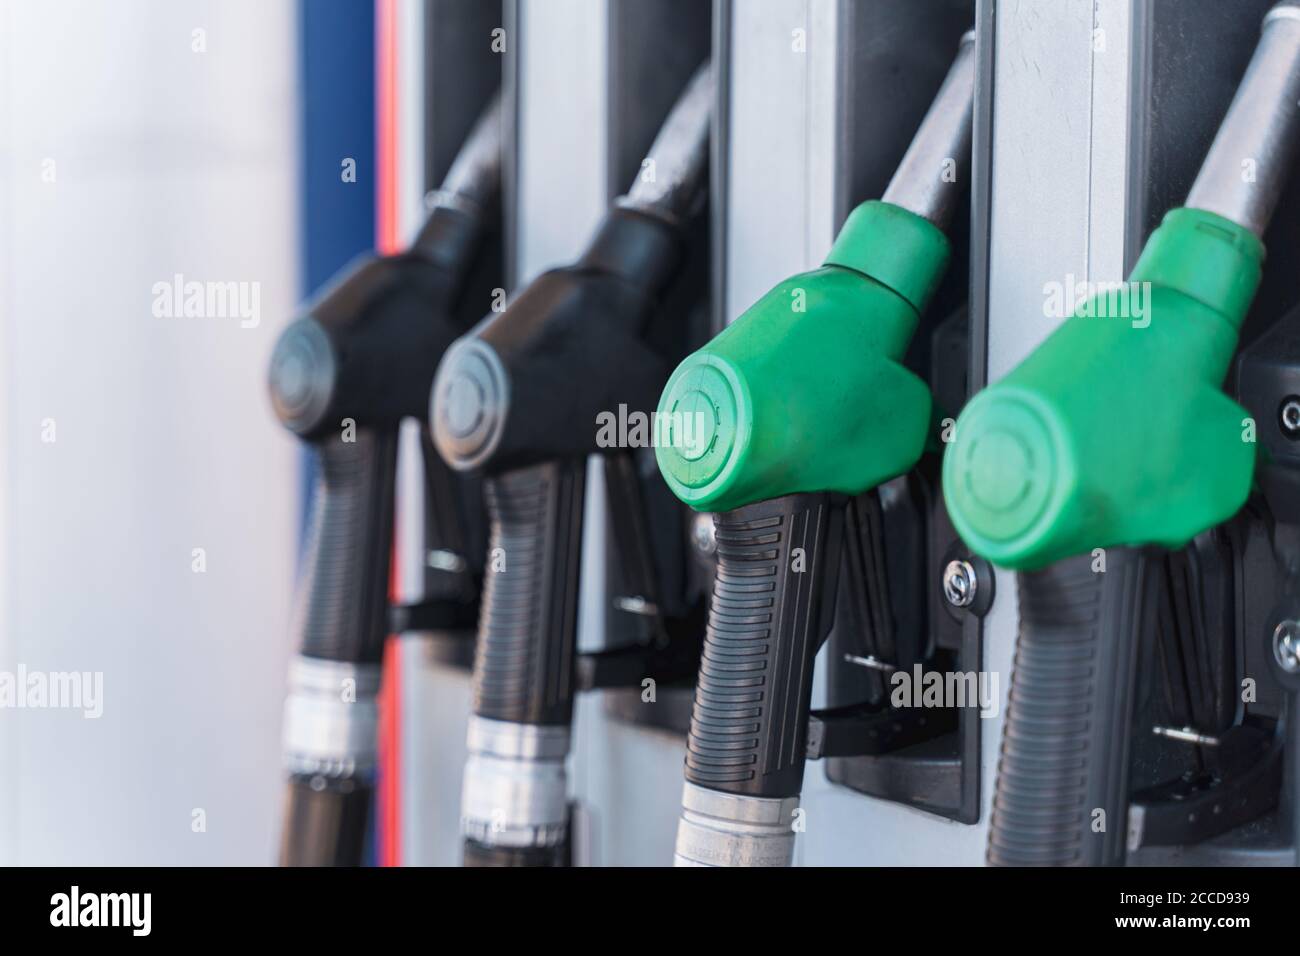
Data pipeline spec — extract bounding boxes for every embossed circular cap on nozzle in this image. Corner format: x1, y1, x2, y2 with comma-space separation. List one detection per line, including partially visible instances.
654, 356, 747, 509
942, 386, 1075, 567
268, 317, 337, 436
430, 338, 510, 471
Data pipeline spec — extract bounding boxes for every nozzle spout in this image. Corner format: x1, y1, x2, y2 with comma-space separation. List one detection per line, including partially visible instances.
412, 93, 505, 269
1186, 3, 1300, 237
881, 30, 976, 230
431, 92, 505, 218
622, 62, 714, 224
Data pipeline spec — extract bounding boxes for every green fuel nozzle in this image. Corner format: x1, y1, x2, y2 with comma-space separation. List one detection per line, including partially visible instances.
960, 3, 1300, 870
654, 200, 948, 511
944, 4, 1300, 571
657, 32, 975, 868
655, 33, 974, 513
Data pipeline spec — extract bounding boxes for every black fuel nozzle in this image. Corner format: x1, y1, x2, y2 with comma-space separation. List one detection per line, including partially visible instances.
428, 63, 713, 867
271, 97, 503, 441
273, 95, 503, 867
428, 207, 682, 474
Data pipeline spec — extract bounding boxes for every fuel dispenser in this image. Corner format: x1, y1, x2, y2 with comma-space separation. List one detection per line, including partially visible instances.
269, 0, 1300, 870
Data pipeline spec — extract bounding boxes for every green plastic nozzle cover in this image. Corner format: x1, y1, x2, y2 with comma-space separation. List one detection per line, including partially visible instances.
943, 207, 1263, 571
654, 200, 949, 512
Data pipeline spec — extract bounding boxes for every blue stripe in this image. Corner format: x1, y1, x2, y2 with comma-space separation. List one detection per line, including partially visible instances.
297, 0, 378, 866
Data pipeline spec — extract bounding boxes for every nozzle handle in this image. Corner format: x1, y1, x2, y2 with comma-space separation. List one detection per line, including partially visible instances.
295, 431, 397, 664
674, 494, 843, 866
988, 549, 1150, 866
684, 494, 843, 798
473, 461, 585, 726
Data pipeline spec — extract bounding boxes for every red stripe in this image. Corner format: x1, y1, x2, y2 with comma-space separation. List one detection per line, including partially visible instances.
376, 0, 401, 255
376, 0, 402, 868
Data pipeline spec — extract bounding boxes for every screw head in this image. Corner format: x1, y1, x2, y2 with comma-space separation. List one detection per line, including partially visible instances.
1273, 620, 1300, 673
1280, 396, 1300, 440
692, 513, 717, 556
943, 559, 978, 608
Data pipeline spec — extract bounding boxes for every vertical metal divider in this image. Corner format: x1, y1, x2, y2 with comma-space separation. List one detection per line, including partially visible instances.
968, 0, 996, 399
711, 0, 731, 338
393, 0, 427, 870
1123, 0, 1153, 273
568, 0, 612, 870
503, 0, 521, 294
958, 0, 998, 831
394, 0, 506, 866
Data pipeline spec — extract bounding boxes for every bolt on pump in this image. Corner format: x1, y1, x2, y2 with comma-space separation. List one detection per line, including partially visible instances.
653, 31, 975, 867
428, 64, 713, 867
943, 2, 1300, 866
268, 97, 503, 867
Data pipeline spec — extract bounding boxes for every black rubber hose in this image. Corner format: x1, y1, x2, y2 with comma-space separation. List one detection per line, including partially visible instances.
279, 776, 372, 867
462, 838, 568, 868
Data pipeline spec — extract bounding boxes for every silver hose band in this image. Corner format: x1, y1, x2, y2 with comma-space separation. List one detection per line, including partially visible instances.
281, 655, 380, 778
461, 716, 571, 848
674, 781, 801, 867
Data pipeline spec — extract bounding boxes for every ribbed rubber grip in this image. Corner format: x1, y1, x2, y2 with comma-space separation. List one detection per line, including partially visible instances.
278, 776, 372, 867
988, 548, 1149, 866
684, 493, 845, 799
472, 460, 586, 725
296, 429, 398, 664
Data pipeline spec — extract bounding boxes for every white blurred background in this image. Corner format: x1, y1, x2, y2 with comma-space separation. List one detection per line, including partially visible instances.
0, 0, 299, 864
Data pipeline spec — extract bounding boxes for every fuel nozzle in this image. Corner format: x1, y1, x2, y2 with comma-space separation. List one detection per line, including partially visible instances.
941, 3, 1300, 868
270, 96, 503, 440
430, 64, 713, 475
945, 5, 1300, 570
272, 95, 503, 867
428, 64, 713, 866
656, 32, 972, 514
653, 32, 974, 868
